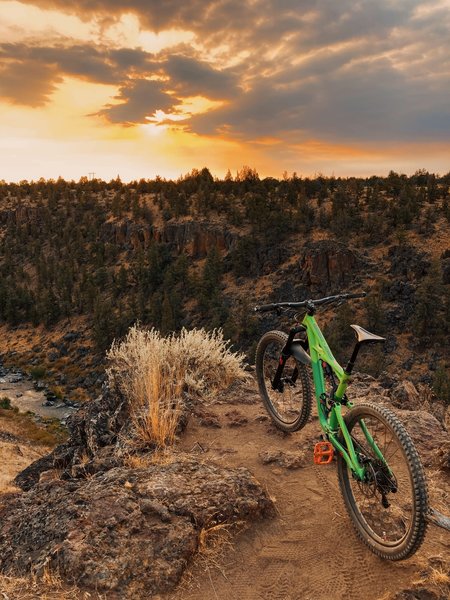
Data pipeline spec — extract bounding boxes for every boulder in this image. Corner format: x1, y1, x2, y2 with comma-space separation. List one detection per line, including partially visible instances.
382, 280, 416, 325
390, 408, 449, 467
0, 460, 274, 597
14, 385, 130, 490
348, 378, 448, 467
259, 450, 308, 469
389, 380, 421, 410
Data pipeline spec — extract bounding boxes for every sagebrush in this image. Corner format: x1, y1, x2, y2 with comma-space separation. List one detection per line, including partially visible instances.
106, 326, 247, 448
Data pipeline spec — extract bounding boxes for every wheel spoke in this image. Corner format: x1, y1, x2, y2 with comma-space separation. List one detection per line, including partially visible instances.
341, 407, 421, 551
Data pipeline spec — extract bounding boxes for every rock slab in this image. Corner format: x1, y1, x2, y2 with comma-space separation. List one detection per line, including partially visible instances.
0, 458, 274, 598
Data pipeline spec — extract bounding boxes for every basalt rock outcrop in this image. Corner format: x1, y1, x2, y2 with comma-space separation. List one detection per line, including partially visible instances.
392, 408, 449, 467
100, 219, 237, 257
6, 381, 275, 597
297, 240, 368, 293
14, 385, 130, 490
0, 205, 237, 258
388, 244, 431, 280
1, 460, 274, 598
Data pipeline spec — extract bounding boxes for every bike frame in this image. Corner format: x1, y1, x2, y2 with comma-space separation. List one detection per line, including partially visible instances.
302, 313, 386, 480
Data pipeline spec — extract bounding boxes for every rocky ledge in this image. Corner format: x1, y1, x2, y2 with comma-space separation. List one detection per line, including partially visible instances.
0, 459, 274, 598
0, 382, 275, 597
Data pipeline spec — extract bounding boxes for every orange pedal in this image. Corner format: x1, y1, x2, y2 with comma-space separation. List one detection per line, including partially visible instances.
313, 442, 334, 465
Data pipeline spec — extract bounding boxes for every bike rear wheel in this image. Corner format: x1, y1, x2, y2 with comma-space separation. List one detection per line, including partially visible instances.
337, 402, 428, 560
255, 330, 312, 432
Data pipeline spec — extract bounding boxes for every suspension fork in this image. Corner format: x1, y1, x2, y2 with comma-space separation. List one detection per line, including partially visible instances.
271, 325, 306, 390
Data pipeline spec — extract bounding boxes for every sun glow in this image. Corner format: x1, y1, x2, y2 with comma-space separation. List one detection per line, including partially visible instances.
140, 122, 167, 136
0, 0, 449, 181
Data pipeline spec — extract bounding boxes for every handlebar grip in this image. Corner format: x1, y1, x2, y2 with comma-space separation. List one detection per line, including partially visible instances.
254, 304, 277, 313
346, 292, 367, 299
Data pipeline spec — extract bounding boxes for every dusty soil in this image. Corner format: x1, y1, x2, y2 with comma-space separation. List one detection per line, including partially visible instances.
168, 382, 449, 600
0, 411, 51, 495
0, 438, 45, 494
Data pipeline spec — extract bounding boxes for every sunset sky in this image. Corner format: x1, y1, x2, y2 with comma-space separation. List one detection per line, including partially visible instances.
1, 0, 449, 181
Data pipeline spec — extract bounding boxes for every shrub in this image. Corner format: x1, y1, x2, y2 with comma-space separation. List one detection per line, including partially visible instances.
432, 363, 450, 406
30, 365, 46, 380
0, 397, 11, 409
106, 326, 247, 448
49, 386, 64, 400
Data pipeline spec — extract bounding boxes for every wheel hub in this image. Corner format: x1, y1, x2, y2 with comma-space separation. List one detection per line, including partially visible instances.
356, 455, 398, 507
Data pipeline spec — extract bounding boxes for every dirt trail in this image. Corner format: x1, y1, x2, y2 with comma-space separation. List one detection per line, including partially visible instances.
170, 383, 449, 600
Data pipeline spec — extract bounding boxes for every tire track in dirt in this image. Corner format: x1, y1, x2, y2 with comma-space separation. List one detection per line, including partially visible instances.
252, 465, 345, 600
250, 464, 375, 600
313, 463, 378, 599
170, 395, 446, 600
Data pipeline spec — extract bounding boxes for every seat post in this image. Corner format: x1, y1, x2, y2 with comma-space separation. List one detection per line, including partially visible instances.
345, 324, 386, 374
345, 342, 361, 375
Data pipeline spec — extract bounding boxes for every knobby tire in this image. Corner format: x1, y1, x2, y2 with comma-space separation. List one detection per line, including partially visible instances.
255, 330, 312, 432
337, 402, 428, 560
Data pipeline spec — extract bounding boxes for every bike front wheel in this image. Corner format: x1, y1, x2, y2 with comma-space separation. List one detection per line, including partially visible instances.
255, 330, 312, 432
337, 402, 428, 560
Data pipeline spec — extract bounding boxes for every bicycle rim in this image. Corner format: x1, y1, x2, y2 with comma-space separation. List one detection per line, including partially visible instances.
261, 337, 307, 425
338, 403, 427, 558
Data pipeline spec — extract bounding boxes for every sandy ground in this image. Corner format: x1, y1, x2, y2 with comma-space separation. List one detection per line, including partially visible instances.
0, 438, 45, 493
0, 412, 50, 494
169, 384, 449, 600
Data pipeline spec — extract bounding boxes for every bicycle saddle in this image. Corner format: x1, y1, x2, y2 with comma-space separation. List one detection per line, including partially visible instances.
350, 324, 385, 343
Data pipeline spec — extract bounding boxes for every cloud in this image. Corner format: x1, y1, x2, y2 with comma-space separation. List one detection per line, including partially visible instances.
0, 42, 152, 87
163, 55, 239, 99
109, 47, 153, 70
1, 0, 450, 143
189, 55, 450, 142
9, 1, 254, 33
97, 78, 178, 124
0, 60, 61, 106
0, 42, 236, 114
12, 1, 423, 48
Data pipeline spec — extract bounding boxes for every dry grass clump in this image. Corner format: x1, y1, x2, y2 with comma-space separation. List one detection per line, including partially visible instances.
0, 408, 68, 447
414, 555, 450, 597
378, 555, 449, 600
0, 571, 105, 599
106, 325, 247, 448
175, 521, 243, 598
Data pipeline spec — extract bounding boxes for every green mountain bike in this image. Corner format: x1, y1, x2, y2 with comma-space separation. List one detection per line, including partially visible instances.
254, 292, 428, 560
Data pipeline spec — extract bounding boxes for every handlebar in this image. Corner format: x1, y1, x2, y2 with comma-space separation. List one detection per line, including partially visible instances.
254, 292, 366, 313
